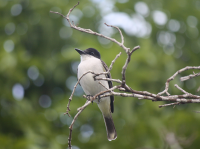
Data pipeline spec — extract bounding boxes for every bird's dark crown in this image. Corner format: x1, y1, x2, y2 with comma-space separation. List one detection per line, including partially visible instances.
84, 48, 101, 59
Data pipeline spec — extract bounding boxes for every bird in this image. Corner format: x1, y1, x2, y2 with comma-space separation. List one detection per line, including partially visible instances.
75, 48, 117, 141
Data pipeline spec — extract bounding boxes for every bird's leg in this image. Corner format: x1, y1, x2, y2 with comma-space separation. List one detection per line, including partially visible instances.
98, 95, 101, 103
86, 95, 93, 104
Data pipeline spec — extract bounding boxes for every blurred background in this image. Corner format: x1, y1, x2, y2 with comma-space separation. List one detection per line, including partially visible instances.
1, 0, 200, 148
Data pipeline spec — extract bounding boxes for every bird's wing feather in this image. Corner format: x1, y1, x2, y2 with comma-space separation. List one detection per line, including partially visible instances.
101, 60, 114, 113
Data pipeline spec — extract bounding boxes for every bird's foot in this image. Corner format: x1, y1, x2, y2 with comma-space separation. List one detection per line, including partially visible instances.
86, 95, 93, 104
98, 95, 101, 103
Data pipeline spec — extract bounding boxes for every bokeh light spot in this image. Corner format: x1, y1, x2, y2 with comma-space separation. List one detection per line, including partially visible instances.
50, 7, 62, 18
33, 75, 44, 86
71, 61, 79, 74
39, 95, 51, 108
174, 49, 182, 59
163, 44, 175, 55
80, 124, 94, 138
82, 6, 95, 18
187, 16, 198, 27
11, 4, 22, 16
59, 27, 73, 39
157, 31, 176, 46
98, 36, 111, 45
5, 23, 15, 35
4, 40, 14, 53
134, 1, 149, 17
168, 19, 180, 32
27, 66, 39, 80
117, 0, 128, 3
152, 10, 167, 25
66, 76, 83, 95
66, 76, 77, 91
70, 8, 83, 19
60, 113, 72, 125
102, 12, 152, 38
67, 15, 79, 25
12, 83, 24, 100
187, 27, 199, 39
79, 124, 94, 143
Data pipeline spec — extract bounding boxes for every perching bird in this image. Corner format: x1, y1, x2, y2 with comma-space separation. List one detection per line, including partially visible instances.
75, 48, 117, 141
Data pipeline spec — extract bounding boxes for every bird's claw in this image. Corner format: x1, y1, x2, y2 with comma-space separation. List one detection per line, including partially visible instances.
98, 95, 101, 103
86, 95, 93, 104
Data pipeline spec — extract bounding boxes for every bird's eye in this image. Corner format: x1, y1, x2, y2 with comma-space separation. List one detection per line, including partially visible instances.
91, 52, 94, 55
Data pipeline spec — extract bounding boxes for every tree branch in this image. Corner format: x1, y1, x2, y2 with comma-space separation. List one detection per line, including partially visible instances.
157, 66, 200, 96
180, 72, 200, 81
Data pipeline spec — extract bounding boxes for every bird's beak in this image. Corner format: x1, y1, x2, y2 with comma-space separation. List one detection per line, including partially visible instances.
75, 48, 85, 55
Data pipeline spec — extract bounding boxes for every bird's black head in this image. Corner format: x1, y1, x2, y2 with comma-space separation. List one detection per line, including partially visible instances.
84, 48, 101, 59
75, 48, 101, 59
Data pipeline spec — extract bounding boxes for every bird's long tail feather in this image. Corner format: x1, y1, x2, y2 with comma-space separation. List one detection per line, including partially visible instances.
103, 114, 117, 141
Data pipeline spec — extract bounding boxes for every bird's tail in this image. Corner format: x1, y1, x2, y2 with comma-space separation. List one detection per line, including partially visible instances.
103, 113, 117, 141
98, 98, 117, 141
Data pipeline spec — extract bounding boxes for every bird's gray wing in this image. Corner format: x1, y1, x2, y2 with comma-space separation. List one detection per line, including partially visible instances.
101, 60, 114, 113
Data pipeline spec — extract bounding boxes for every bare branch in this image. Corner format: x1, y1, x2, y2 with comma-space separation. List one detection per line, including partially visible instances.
104, 23, 124, 45
50, 3, 129, 52
130, 45, 140, 54
180, 72, 200, 81
165, 132, 183, 149
193, 111, 200, 113
158, 66, 200, 96
108, 52, 122, 72
197, 86, 200, 92
174, 84, 190, 94
68, 100, 91, 147
95, 77, 122, 84
121, 46, 140, 86
65, 70, 94, 117
159, 102, 182, 108
99, 81, 109, 90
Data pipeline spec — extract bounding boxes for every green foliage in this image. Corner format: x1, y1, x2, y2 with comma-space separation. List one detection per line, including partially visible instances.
0, 0, 200, 148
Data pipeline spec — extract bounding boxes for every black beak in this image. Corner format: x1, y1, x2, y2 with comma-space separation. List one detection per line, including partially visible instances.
75, 48, 85, 55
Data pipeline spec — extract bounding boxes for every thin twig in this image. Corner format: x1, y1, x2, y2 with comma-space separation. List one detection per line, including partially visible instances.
108, 52, 122, 72
99, 81, 109, 90
103, 22, 129, 52
121, 46, 140, 86
95, 77, 122, 84
180, 72, 200, 81
68, 100, 91, 147
174, 84, 190, 94
159, 102, 181, 108
197, 86, 200, 92
158, 66, 200, 96
65, 70, 94, 116
104, 23, 124, 45
50, 3, 128, 52
193, 111, 200, 113
130, 45, 140, 55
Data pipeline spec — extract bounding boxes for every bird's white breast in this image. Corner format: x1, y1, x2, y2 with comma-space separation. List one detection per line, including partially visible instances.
78, 55, 109, 101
